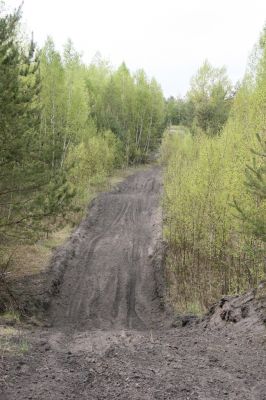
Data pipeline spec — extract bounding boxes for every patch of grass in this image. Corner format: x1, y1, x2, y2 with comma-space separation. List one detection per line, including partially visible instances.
3, 244, 50, 278
0, 325, 29, 355
18, 339, 29, 354
41, 225, 72, 251
0, 325, 17, 337
0, 325, 17, 354
183, 302, 203, 316
1, 311, 20, 323
2, 225, 72, 281
174, 301, 204, 317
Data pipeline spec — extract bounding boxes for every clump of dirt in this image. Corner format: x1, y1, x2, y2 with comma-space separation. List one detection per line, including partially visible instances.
204, 282, 266, 334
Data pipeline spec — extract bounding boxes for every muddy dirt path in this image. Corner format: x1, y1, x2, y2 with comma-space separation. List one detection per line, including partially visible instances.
49, 166, 168, 331
1, 167, 266, 400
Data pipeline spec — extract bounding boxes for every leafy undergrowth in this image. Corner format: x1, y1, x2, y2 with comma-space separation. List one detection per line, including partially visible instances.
162, 127, 265, 315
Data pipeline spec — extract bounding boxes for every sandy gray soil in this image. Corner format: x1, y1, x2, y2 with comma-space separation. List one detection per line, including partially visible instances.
1, 166, 266, 400
49, 166, 168, 331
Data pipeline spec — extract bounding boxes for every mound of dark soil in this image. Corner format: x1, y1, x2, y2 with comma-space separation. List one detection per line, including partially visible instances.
205, 283, 266, 334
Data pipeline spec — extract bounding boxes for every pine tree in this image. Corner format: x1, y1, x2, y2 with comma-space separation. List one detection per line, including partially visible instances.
233, 133, 266, 242
0, 6, 43, 241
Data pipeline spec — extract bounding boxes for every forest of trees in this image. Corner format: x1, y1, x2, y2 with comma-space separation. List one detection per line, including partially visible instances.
1, 2, 265, 316
162, 29, 266, 313
165, 60, 233, 136
0, 4, 165, 263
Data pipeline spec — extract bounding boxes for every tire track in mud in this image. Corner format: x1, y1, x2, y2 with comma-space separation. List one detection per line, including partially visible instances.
66, 233, 104, 319
49, 166, 168, 330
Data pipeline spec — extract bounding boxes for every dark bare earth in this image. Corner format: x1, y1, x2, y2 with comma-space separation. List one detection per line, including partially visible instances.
1, 167, 266, 400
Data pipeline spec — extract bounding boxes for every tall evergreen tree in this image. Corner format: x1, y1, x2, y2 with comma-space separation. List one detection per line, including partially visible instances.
0, 5, 43, 240
233, 133, 266, 242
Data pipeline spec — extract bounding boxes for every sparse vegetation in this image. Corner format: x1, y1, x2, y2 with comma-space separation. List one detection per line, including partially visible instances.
0, 323, 28, 357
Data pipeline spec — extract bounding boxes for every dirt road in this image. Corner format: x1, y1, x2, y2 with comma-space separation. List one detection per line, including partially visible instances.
49, 166, 168, 331
1, 167, 266, 399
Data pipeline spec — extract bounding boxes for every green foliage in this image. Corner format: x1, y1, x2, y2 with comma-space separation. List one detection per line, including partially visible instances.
187, 60, 233, 136
165, 97, 195, 127
0, 1, 165, 314
66, 127, 123, 205
165, 61, 232, 138
86, 59, 165, 164
0, 5, 43, 241
233, 133, 266, 242
0, 2, 165, 257
162, 37, 266, 311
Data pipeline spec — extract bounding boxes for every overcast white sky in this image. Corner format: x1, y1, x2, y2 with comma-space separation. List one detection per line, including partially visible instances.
5, 0, 266, 97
